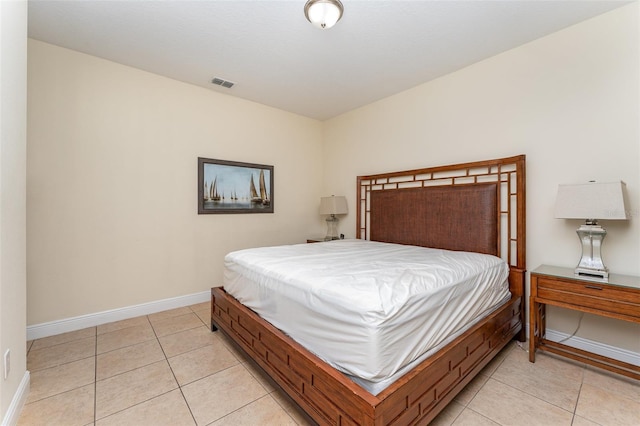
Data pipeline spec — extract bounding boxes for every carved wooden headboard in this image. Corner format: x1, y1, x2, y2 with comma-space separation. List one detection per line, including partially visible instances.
357, 155, 526, 271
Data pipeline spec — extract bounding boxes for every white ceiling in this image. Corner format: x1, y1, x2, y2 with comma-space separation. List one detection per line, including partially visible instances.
28, 0, 630, 121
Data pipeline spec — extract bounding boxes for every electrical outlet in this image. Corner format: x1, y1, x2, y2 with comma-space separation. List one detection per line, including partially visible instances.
3, 349, 9, 380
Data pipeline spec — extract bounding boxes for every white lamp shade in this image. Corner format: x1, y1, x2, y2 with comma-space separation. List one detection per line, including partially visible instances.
319, 195, 348, 215
555, 181, 629, 220
304, 0, 343, 29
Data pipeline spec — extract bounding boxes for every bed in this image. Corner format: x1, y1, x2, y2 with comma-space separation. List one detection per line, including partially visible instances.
211, 155, 526, 425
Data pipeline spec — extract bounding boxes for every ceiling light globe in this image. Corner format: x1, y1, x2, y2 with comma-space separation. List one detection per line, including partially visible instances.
304, 0, 343, 29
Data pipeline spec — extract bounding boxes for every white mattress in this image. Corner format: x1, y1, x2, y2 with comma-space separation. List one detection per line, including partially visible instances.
223, 239, 510, 395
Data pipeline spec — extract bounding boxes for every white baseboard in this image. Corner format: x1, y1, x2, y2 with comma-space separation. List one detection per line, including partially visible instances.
27, 291, 210, 341
1, 371, 30, 426
26, 296, 639, 368
525, 325, 640, 367
543, 329, 640, 366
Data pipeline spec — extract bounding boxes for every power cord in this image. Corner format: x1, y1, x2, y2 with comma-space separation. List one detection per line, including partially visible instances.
518, 311, 584, 352
557, 312, 585, 343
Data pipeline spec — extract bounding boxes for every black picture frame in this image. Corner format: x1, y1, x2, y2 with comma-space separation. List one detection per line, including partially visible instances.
198, 157, 274, 214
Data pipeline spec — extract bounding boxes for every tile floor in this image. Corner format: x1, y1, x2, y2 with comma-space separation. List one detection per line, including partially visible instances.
19, 302, 640, 425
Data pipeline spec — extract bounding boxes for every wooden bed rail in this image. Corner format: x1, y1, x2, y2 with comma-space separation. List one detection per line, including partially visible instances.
212, 287, 522, 425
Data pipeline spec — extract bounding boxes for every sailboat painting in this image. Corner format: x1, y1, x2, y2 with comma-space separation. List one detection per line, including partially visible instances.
198, 157, 273, 214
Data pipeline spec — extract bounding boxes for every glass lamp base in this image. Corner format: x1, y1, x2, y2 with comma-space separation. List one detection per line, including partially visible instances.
324, 215, 339, 241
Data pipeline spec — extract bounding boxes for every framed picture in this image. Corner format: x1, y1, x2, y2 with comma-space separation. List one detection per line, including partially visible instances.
198, 157, 274, 214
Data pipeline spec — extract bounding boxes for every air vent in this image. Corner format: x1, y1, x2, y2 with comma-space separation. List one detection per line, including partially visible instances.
211, 77, 235, 89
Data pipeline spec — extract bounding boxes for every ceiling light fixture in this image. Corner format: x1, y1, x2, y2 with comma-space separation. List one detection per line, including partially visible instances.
304, 0, 343, 29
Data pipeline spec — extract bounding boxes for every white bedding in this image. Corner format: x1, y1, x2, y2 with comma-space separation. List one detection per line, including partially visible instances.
223, 239, 510, 395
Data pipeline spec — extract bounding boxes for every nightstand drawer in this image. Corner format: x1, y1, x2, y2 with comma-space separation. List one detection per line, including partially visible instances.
536, 276, 640, 320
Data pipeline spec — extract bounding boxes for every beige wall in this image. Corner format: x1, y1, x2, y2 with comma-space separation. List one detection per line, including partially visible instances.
27, 40, 324, 325
323, 4, 639, 352
1, 0, 28, 420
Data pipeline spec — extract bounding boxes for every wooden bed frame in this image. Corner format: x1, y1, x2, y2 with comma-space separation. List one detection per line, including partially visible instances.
211, 155, 526, 425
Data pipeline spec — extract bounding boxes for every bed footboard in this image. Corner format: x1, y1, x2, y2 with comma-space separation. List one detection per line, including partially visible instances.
211, 286, 522, 426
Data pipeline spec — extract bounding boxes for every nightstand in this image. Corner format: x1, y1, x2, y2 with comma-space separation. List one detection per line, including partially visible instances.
529, 264, 640, 380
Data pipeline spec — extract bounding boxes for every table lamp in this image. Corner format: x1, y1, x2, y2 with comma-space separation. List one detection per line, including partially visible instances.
319, 195, 348, 241
555, 181, 629, 279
